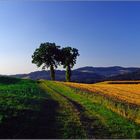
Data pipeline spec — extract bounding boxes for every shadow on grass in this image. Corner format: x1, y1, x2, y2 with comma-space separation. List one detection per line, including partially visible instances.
0, 76, 21, 85
0, 99, 59, 139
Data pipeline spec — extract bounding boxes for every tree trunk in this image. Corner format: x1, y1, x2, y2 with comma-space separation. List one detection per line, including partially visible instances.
50, 65, 55, 81
66, 65, 71, 82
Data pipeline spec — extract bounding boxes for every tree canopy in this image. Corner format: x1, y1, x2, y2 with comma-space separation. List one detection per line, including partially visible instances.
32, 42, 79, 81
32, 42, 61, 80
61, 47, 79, 68
61, 47, 80, 81
32, 42, 61, 69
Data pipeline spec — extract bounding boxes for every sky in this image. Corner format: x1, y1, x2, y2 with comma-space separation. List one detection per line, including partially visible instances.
0, 1, 140, 74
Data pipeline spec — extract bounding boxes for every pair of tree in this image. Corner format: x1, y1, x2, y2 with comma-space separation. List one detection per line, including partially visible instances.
32, 42, 79, 82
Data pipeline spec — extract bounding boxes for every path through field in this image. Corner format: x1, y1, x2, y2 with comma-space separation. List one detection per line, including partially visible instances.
0, 79, 140, 139
38, 80, 140, 139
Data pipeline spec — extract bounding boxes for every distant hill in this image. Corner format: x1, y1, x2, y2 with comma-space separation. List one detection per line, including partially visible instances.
76, 66, 139, 77
11, 70, 105, 83
10, 66, 140, 83
108, 69, 140, 81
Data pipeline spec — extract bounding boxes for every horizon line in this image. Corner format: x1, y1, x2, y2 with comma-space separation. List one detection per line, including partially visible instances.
3, 65, 140, 76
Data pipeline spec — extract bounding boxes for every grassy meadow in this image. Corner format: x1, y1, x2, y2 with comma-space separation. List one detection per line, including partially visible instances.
0, 77, 140, 138
0, 77, 58, 138
64, 81, 140, 123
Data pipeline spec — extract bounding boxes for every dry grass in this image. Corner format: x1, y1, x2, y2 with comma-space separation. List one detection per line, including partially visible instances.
64, 81, 140, 106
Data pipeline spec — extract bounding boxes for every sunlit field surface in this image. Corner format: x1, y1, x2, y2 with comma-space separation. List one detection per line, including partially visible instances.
63, 81, 140, 124
64, 81, 140, 106
40, 80, 140, 138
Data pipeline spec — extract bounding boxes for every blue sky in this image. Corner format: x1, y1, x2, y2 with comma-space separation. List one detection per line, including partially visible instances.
0, 1, 140, 74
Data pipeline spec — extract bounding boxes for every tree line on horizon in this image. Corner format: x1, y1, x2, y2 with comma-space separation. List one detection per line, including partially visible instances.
32, 42, 79, 82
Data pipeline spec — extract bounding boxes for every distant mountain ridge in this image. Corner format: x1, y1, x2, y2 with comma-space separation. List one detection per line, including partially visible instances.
76, 66, 139, 77
10, 66, 140, 83
109, 69, 140, 81
10, 70, 105, 83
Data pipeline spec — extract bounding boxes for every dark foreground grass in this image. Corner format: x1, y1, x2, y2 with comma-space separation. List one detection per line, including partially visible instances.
0, 78, 59, 138
42, 80, 140, 139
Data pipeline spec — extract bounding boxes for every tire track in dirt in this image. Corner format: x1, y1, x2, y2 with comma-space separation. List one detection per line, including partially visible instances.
49, 86, 110, 139
39, 81, 87, 138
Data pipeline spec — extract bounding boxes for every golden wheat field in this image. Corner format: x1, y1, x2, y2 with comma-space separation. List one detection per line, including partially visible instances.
64, 81, 140, 106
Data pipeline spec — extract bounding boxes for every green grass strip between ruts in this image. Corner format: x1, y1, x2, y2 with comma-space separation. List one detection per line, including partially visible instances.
42, 80, 140, 139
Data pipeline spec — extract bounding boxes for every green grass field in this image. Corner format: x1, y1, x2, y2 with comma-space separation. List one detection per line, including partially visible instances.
0, 77, 58, 138
0, 77, 140, 138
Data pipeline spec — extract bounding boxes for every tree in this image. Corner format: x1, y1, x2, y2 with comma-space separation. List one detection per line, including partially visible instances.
61, 47, 79, 82
32, 42, 61, 80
